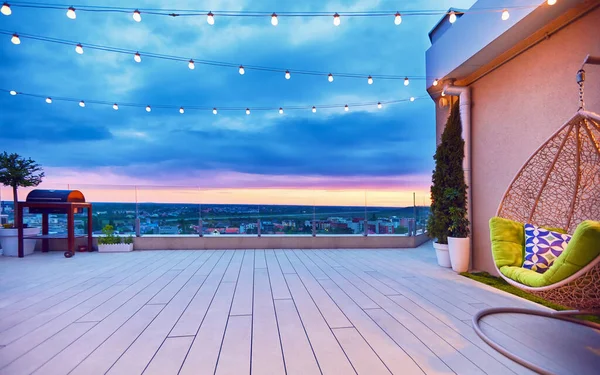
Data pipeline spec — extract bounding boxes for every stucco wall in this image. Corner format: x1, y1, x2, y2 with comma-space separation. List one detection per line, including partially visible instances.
436, 6, 600, 273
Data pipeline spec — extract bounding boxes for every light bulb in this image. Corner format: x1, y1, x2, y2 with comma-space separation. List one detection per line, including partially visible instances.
213, 108, 217, 115
279, 107, 283, 114
66, 7, 76, 19
239, 65, 245, 75
246, 108, 250, 115
433, 79, 439, 86
271, 13, 278, 26
333, 13, 340, 26
207, 11, 214, 25
75, 43, 84, 54
394, 12, 402, 25
328, 73, 334, 82
45, 97, 52, 104
134, 52, 141, 63
410, 97, 415, 102
344, 105, 349, 112
133, 10, 141, 22
312, 106, 316, 113
179, 107, 184, 114
79, 100, 85, 107
377, 102, 382, 109
367, 76, 373, 85
501, 9, 509, 21
449, 11, 457, 24
113, 103, 119, 110
285, 70, 290, 80
9, 90, 16, 95
548, 0, 557, 5
1, 3, 11, 16
146, 105, 151, 112
188, 59, 195, 70
11, 33, 20, 45
441, 91, 446, 97
404, 77, 409, 86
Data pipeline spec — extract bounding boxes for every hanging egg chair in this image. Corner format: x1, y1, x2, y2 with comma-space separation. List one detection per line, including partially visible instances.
488, 55, 600, 310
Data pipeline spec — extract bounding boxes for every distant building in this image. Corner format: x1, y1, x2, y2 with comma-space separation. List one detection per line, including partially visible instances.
159, 226, 179, 234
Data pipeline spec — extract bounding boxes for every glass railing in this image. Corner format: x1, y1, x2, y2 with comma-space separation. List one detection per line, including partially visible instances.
0, 183, 430, 237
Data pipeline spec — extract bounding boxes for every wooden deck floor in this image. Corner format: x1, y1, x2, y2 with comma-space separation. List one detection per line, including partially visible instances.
0, 243, 552, 374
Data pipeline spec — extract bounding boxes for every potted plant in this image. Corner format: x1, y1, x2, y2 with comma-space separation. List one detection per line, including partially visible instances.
448, 206, 470, 272
97, 225, 134, 252
427, 101, 467, 268
0, 152, 44, 257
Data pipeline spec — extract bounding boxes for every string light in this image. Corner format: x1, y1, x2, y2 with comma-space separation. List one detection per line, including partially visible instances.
449, 11, 457, 24
66, 6, 76, 20
394, 12, 402, 25
404, 77, 409, 86
271, 13, 278, 26
133, 9, 141, 22
207, 11, 214, 25
134, 52, 141, 63
179, 107, 184, 114
75, 43, 84, 54
441, 91, 446, 97
433, 79, 439, 86
2, 88, 422, 113
328, 73, 334, 82
239, 65, 245, 75
188, 59, 195, 70
367, 76, 373, 85
410, 97, 415, 102
285, 70, 290, 80
548, 0, 557, 5
333, 13, 340, 26
1, 2, 10, 16
501, 9, 510, 21
2, 30, 431, 83
279, 107, 283, 114
11, 33, 20, 44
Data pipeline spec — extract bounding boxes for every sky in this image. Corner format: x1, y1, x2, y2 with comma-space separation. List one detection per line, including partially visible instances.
0, 0, 476, 206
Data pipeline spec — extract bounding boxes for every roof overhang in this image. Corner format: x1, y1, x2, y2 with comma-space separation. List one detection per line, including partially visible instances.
425, 0, 595, 97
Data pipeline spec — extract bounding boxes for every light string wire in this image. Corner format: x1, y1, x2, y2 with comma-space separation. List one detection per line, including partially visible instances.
3, 2, 542, 18
1, 88, 427, 112
1, 29, 428, 80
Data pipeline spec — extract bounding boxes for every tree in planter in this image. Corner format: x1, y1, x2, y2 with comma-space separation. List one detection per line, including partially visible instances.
0, 152, 44, 227
427, 101, 469, 244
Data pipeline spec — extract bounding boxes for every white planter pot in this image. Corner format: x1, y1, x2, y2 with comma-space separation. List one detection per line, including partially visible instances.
448, 236, 471, 273
98, 243, 133, 253
432, 241, 451, 268
0, 228, 41, 257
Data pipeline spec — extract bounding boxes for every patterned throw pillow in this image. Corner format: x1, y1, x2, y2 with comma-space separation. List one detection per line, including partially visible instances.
523, 224, 571, 274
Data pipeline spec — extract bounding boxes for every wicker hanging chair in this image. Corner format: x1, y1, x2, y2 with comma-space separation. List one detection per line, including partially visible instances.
491, 56, 600, 310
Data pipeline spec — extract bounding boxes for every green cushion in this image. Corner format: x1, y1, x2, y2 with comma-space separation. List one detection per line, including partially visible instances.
489, 217, 524, 268
492, 218, 600, 287
500, 266, 546, 287
542, 220, 600, 284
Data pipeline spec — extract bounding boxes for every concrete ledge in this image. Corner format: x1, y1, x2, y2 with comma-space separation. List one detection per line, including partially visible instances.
44, 234, 430, 251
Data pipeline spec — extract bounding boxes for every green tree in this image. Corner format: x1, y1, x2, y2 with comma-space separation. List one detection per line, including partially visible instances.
0, 152, 44, 227
427, 101, 468, 244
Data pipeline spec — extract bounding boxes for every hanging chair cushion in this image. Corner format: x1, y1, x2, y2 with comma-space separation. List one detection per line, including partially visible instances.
489, 216, 525, 268
491, 219, 600, 287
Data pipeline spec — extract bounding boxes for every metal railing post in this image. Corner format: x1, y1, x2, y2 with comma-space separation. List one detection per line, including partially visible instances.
257, 219, 261, 237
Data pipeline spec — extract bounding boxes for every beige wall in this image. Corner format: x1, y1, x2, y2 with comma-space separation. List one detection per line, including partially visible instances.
435, 6, 600, 273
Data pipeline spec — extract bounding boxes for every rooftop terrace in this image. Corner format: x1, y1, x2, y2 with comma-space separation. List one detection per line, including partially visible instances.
1, 243, 583, 375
